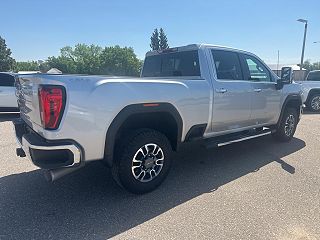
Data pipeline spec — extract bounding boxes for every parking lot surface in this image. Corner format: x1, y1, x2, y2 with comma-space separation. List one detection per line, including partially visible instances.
0, 114, 319, 240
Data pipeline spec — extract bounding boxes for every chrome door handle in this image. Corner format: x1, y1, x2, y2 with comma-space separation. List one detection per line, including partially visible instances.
216, 88, 228, 93
254, 88, 262, 92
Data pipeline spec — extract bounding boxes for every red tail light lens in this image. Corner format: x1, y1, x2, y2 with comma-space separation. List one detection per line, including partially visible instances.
38, 86, 66, 130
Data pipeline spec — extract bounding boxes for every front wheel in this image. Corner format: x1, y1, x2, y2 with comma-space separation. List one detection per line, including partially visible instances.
307, 94, 320, 112
112, 129, 172, 194
272, 108, 298, 142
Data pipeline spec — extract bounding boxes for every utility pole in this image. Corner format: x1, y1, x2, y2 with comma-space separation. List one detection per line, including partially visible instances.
314, 41, 320, 69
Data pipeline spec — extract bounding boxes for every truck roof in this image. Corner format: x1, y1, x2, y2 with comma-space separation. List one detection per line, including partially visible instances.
0, 72, 16, 76
145, 44, 252, 57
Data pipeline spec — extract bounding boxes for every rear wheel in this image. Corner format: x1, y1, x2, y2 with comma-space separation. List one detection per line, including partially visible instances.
272, 108, 298, 142
307, 94, 320, 112
112, 129, 172, 194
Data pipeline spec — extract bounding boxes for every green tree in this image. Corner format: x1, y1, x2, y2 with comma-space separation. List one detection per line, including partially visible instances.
46, 44, 102, 74
46, 55, 76, 74
302, 60, 313, 71
0, 36, 15, 71
150, 29, 160, 50
302, 60, 320, 71
45, 44, 141, 76
99, 45, 141, 76
159, 28, 169, 50
14, 61, 39, 72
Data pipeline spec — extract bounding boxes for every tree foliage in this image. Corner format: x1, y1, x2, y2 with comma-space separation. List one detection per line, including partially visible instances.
45, 44, 141, 76
0, 36, 142, 76
0, 36, 15, 71
302, 60, 320, 72
99, 45, 141, 76
14, 61, 39, 72
150, 29, 160, 51
46, 44, 102, 74
159, 28, 169, 50
150, 28, 169, 50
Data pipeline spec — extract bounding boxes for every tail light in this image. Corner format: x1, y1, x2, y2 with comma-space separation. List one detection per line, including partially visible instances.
38, 85, 66, 130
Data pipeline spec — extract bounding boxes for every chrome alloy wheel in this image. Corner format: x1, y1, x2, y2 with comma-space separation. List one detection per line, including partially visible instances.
311, 96, 320, 111
131, 143, 164, 182
284, 114, 295, 137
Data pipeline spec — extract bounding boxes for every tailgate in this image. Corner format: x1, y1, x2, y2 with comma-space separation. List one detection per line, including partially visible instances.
15, 74, 43, 128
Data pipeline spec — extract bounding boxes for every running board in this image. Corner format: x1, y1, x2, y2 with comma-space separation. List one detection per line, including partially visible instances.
205, 129, 274, 149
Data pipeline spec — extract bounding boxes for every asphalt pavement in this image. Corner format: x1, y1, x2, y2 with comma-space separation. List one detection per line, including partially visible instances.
0, 113, 319, 240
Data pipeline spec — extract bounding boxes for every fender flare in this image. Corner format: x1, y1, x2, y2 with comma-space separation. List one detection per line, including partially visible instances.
103, 102, 183, 167
306, 88, 320, 104
277, 94, 302, 127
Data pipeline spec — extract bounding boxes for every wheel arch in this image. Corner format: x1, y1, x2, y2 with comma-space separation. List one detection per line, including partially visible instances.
277, 94, 302, 127
306, 88, 320, 103
103, 102, 183, 167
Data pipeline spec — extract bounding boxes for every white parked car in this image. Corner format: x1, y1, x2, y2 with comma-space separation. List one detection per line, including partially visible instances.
297, 70, 320, 112
0, 72, 19, 112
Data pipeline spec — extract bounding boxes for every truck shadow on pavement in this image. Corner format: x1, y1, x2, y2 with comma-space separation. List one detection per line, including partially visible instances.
0, 136, 305, 240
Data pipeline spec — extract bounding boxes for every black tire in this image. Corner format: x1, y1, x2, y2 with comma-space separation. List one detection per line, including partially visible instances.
112, 128, 172, 194
307, 93, 320, 112
272, 108, 298, 142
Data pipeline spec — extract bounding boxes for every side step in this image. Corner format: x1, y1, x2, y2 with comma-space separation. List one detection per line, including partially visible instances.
205, 129, 274, 149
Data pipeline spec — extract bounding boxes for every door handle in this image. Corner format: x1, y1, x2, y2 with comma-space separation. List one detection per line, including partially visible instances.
254, 88, 262, 92
216, 88, 228, 93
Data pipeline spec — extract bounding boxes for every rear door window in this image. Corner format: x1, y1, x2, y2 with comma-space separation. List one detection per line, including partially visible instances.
0, 73, 15, 87
142, 50, 200, 77
211, 50, 243, 80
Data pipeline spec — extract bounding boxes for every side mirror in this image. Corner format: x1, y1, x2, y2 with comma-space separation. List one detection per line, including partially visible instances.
281, 67, 293, 84
276, 67, 294, 90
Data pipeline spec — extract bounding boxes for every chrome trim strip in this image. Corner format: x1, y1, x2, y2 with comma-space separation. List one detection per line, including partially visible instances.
217, 131, 272, 147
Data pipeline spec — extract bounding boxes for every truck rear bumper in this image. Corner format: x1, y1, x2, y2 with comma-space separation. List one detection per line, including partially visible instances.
14, 119, 82, 169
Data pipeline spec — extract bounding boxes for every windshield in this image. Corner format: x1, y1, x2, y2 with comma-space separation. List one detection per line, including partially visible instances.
141, 50, 200, 77
307, 71, 320, 81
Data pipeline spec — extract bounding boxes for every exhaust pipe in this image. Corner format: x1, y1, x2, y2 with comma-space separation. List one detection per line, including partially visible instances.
44, 165, 84, 182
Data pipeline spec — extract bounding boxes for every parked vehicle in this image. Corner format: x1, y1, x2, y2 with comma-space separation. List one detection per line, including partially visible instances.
297, 70, 320, 112
306, 70, 320, 81
0, 72, 18, 112
14, 44, 303, 193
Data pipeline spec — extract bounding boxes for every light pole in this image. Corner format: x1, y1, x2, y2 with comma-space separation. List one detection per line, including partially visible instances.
297, 19, 308, 72
313, 41, 320, 69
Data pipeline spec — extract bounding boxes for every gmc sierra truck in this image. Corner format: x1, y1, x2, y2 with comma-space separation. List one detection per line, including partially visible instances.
14, 44, 303, 193
297, 70, 320, 112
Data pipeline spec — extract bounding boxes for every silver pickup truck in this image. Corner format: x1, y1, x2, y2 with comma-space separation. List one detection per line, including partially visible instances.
297, 70, 320, 112
14, 44, 303, 193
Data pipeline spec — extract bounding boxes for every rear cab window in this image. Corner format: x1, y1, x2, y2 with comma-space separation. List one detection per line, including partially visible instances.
0, 73, 15, 87
307, 71, 320, 81
141, 50, 200, 77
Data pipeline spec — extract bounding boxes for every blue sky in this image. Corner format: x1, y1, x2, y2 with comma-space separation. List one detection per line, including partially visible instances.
1, 0, 319, 64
